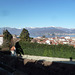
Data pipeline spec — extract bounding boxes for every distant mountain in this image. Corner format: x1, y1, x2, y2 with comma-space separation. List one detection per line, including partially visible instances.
56, 27, 75, 33
0, 27, 75, 37
0, 27, 22, 35
55, 27, 70, 32
29, 27, 66, 37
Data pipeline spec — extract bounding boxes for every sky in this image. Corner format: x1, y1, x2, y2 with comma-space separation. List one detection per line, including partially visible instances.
0, 0, 75, 28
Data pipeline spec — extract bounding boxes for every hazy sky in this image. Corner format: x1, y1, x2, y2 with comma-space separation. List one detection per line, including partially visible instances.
0, 0, 75, 28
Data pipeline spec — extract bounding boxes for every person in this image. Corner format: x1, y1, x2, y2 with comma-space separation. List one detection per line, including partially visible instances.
10, 46, 16, 56
15, 42, 24, 56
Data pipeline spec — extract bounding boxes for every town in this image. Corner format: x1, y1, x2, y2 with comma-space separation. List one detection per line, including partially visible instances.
31, 36, 75, 47
0, 34, 75, 48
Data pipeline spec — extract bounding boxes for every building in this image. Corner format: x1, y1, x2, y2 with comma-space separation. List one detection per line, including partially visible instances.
0, 35, 3, 46
46, 40, 50, 45
71, 37, 75, 41
65, 36, 71, 39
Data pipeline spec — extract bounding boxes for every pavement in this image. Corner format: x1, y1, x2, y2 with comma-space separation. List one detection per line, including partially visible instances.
22, 55, 75, 64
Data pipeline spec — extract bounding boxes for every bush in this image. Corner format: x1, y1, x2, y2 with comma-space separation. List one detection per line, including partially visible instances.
19, 41, 75, 59
0, 47, 2, 50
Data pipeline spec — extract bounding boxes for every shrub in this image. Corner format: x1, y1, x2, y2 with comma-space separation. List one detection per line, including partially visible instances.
19, 41, 75, 59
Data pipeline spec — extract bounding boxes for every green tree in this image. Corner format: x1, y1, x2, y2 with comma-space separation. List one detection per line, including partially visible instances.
3, 29, 13, 49
20, 28, 30, 42
42, 35, 46, 38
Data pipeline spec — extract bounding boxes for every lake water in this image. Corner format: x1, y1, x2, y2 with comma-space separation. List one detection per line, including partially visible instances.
49, 35, 75, 38
30, 35, 75, 38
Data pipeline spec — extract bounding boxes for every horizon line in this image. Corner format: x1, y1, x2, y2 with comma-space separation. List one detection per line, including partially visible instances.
0, 26, 75, 29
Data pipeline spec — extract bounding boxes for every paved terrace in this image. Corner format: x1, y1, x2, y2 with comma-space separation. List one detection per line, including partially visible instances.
22, 55, 75, 64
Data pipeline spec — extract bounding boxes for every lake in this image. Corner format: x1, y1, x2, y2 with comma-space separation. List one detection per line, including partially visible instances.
30, 35, 75, 38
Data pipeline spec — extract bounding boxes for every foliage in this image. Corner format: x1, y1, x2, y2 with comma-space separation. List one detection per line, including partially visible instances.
20, 28, 30, 42
40, 39, 43, 41
0, 46, 2, 50
3, 29, 13, 48
18, 41, 75, 59
3, 30, 12, 41
42, 35, 46, 38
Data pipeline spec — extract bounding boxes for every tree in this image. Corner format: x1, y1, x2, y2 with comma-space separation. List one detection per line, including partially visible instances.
20, 28, 30, 42
42, 35, 46, 38
3, 29, 13, 49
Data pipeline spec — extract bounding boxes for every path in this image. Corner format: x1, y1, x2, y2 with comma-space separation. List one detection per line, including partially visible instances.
22, 55, 75, 64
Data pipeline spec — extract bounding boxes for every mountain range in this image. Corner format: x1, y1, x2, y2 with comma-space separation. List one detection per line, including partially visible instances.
0, 27, 75, 37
